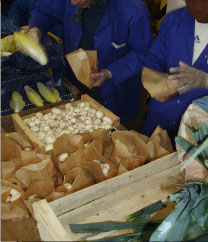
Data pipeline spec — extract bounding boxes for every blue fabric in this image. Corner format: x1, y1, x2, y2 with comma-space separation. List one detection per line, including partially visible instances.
79, 0, 109, 50
193, 96, 208, 113
8, 0, 63, 37
29, 0, 153, 123
141, 7, 208, 140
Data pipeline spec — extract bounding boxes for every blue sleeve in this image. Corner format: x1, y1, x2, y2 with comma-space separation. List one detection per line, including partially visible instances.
144, 15, 170, 73
29, 0, 63, 34
8, 0, 29, 27
107, 6, 153, 85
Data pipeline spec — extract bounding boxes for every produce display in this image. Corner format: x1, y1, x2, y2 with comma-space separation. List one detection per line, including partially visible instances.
68, 124, 208, 242
1, 124, 173, 221
23, 101, 114, 151
9, 82, 62, 112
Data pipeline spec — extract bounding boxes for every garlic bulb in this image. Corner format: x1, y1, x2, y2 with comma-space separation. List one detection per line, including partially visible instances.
6, 189, 21, 203
58, 153, 69, 163
64, 183, 72, 190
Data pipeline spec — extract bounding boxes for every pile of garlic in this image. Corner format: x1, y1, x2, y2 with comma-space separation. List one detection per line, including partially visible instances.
24, 101, 113, 151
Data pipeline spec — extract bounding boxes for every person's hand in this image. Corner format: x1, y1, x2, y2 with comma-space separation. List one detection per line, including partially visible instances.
15, 27, 41, 55
91, 69, 112, 87
168, 61, 208, 94
184, 154, 208, 182
27, 27, 41, 42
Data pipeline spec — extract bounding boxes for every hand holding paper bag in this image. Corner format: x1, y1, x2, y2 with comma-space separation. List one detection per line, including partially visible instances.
65, 48, 98, 89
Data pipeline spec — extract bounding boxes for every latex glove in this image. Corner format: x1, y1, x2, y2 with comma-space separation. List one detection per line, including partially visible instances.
168, 61, 208, 94
91, 69, 112, 87
16, 27, 41, 55
27, 27, 41, 42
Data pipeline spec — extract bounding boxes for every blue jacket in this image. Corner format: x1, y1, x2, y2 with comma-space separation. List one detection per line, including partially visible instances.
29, 0, 153, 123
141, 7, 208, 141
8, 0, 62, 37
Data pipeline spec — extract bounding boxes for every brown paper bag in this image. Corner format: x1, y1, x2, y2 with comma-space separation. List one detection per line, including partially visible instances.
65, 48, 98, 88
64, 167, 95, 192
1, 179, 29, 220
1, 137, 22, 161
45, 191, 66, 203
142, 67, 178, 102
15, 156, 57, 189
1, 159, 21, 180
147, 126, 173, 161
111, 130, 148, 168
6, 132, 33, 150
52, 134, 84, 175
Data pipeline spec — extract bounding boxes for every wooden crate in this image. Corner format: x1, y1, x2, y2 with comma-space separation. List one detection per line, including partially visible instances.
11, 94, 120, 148
33, 152, 182, 241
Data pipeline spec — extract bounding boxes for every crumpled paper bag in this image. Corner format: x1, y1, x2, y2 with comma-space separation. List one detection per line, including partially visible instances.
111, 130, 148, 169
1, 179, 29, 220
65, 48, 98, 88
142, 67, 178, 102
15, 155, 57, 189
147, 126, 173, 161
64, 167, 95, 192
52, 134, 84, 175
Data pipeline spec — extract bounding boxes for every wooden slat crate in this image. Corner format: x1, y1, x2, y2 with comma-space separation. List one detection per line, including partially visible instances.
11, 94, 120, 148
32, 152, 182, 241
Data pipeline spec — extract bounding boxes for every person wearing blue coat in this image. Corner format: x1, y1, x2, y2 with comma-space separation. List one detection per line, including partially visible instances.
27, 0, 153, 124
141, 0, 208, 143
8, 0, 62, 37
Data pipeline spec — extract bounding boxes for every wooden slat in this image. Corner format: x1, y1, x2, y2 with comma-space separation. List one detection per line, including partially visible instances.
12, 113, 44, 148
33, 163, 183, 241
81, 94, 120, 128
49, 152, 179, 216
33, 200, 72, 241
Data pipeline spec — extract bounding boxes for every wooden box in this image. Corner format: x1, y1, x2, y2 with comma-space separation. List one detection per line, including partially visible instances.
33, 152, 182, 241
11, 94, 120, 148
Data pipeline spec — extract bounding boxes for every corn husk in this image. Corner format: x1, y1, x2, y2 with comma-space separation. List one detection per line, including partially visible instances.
1, 35, 16, 53
24, 85, 44, 107
13, 30, 48, 66
37, 82, 57, 104
53, 88, 62, 102
10, 91, 26, 112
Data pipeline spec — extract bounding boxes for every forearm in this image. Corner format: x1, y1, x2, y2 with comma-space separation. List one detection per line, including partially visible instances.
29, 0, 63, 34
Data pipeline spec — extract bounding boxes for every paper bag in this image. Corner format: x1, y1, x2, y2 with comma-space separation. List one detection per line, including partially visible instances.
15, 156, 57, 189
111, 130, 148, 168
65, 48, 98, 88
147, 126, 173, 161
142, 67, 178, 102
6, 132, 34, 150
52, 134, 84, 175
1, 137, 22, 161
1, 159, 21, 180
64, 167, 95, 192
1, 179, 29, 220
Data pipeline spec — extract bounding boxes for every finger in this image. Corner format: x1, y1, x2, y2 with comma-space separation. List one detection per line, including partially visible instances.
179, 61, 189, 68
169, 66, 183, 74
91, 73, 100, 80
178, 84, 191, 95
168, 73, 186, 81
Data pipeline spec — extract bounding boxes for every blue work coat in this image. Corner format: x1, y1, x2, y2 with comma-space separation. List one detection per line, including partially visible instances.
141, 7, 208, 141
8, 0, 63, 37
29, 0, 153, 123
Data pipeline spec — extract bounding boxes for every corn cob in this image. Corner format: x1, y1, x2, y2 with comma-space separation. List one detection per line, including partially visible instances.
24, 85, 44, 107
52, 88, 62, 102
10, 91, 25, 112
37, 82, 57, 103
13, 30, 48, 66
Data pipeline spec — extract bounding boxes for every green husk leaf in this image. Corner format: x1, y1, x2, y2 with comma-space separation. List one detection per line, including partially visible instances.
70, 221, 139, 233
196, 233, 208, 241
